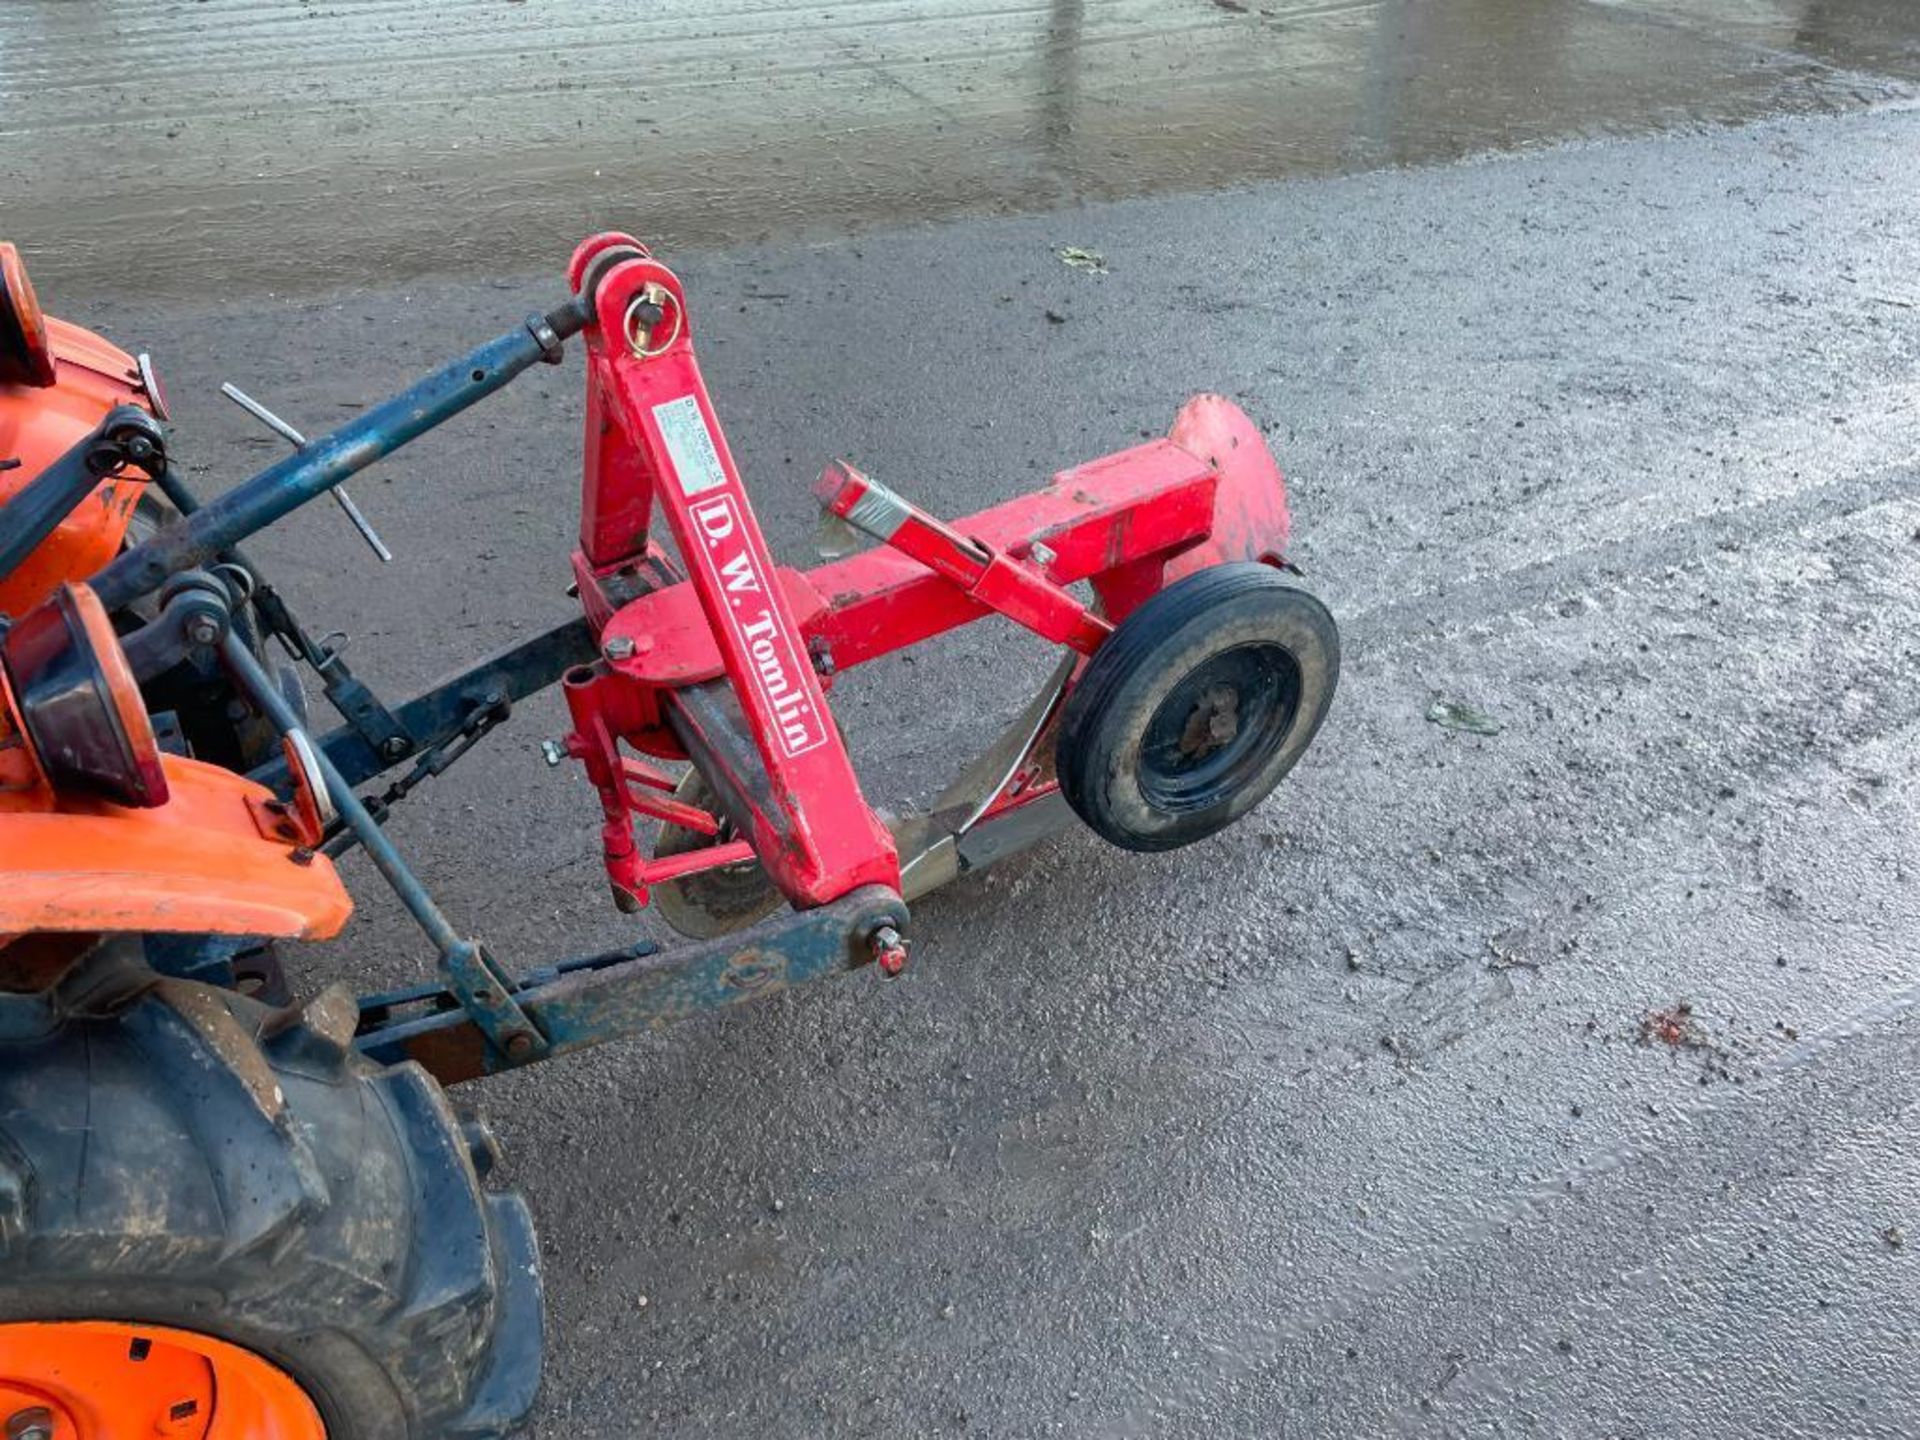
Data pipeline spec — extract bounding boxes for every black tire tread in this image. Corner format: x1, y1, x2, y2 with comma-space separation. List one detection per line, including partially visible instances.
0, 950, 541, 1439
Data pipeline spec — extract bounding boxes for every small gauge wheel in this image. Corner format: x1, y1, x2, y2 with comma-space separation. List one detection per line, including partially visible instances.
1056, 563, 1338, 852
652, 766, 785, 940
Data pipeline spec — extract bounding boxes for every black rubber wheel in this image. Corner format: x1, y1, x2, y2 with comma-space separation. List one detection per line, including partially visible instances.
0, 942, 543, 1439
1056, 563, 1338, 852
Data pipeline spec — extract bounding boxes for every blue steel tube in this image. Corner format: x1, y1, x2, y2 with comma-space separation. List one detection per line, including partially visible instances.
0, 431, 107, 584
91, 305, 583, 612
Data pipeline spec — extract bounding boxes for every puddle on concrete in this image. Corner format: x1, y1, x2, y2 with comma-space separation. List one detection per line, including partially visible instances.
1598, 0, 1920, 78
0, 0, 1912, 299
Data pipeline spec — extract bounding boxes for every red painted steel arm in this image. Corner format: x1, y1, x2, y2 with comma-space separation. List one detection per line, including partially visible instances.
571, 234, 663, 573
577, 246, 899, 908
600, 437, 1219, 688
817, 464, 1112, 654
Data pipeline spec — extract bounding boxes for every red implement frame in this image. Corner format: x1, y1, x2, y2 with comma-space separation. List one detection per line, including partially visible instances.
558, 233, 1291, 916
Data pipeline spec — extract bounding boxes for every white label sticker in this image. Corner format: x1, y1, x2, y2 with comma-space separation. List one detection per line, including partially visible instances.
652, 394, 728, 497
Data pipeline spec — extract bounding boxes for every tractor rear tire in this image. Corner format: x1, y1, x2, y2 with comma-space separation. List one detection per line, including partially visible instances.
0, 946, 542, 1439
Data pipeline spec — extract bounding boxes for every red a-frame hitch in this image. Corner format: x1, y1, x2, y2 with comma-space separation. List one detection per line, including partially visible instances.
554, 231, 1299, 939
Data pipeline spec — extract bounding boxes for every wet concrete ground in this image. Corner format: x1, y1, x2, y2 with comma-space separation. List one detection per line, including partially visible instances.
4, 0, 1918, 299
65, 104, 1918, 1435
12, 2, 1920, 1437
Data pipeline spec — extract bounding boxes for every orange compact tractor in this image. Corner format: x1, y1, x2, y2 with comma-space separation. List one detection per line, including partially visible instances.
0, 236, 1337, 1437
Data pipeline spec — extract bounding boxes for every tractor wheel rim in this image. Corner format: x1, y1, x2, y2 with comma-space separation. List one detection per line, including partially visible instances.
0, 1321, 325, 1439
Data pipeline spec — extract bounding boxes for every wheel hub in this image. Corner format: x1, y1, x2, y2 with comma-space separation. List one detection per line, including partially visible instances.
0, 1390, 65, 1440
1136, 640, 1302, 815
1177, 682, 1243, 760
0, 1322, 323, 1439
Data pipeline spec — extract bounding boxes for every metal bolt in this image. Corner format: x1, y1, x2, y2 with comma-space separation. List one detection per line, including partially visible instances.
8, 1407, 54, 1440
184, 613, 222, 647
504, 1031, 535, 1060
603, 635, 636, 662
540, 739, 567, 767
1029, 541, 1057, 569
870, 925, 909, 978
380, 736, 410, 760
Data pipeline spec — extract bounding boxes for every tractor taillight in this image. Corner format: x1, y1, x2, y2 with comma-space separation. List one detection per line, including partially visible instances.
0, 582, 168, 808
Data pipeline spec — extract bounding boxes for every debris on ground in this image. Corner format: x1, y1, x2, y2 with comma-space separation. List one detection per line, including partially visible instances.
1486, 938, 1540, 972
1883, 1225, 1906, 1251
1635, 1001, 1751, 1085
1056, 246, 1109, 275
1638, 1001, 1710, 1050
1425, 699, 1502, 735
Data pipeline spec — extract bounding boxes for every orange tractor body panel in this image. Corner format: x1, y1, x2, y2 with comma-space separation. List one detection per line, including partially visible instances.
0, 751, 354, 940
0, 656, 351, 940
0, 253, 309, 945
0, 312, 155, 617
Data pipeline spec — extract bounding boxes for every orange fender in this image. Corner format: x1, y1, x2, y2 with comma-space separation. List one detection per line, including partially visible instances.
0, 753, 354, 940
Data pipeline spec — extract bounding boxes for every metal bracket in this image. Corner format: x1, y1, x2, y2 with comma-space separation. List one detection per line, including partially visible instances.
219, 626, 548, 1066
0, 406, 165, 584
439, 941, 548, 1063
250, 616, 597, 794
146, 465, 417, 765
